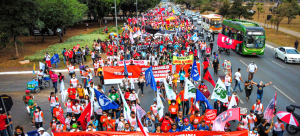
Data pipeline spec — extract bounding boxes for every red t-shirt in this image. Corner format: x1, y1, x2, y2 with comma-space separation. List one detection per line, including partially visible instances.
67, 88, 76, 99
68, 51, 73, 58
160, 117, 172, 132
203, 61, 209, 69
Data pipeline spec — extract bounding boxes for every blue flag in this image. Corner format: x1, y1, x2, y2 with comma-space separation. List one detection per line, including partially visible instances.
169, 34, 173, 42
191, 33, 198, 41
50, 54, 60, 65
191, 59, 200, 81
145, 67, 156, 91
27, 130, 39, 136
94, 90, 119, 110
124, 60, 128, 77
196, 89, 213, 109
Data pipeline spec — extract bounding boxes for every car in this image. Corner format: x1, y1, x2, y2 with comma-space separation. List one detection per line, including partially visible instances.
192, 16, 198, 21
197, 18, 202, 24
196, 13, 200, 17
275, 47, 300, 63
192, 12, 196, 16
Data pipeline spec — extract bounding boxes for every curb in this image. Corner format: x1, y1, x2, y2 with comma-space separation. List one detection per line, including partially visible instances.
0, 69, 94, 75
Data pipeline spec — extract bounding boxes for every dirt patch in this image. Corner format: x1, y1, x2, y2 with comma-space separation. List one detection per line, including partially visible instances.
0, 20, 118, 72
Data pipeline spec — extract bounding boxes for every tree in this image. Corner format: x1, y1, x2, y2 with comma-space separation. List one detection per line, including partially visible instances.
272, 4, 287, 33
283, 0, 300, 25
256, 2, 264, 19
218, 0, 231, 18
228, 0, 254, 20
36, 0, 88, 42
0, 0, 38, 59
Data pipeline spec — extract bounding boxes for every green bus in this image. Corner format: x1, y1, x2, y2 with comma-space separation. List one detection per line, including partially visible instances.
222, 19, 266, 55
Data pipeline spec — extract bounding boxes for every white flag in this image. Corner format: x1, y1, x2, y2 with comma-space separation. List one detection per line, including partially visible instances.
184, 78, 197, 99
163, 79, 176, 100
118, 85, 131, 120
130, 32, 134, 44
130, 78, 135, 90
211, 78, 228, 103
156, 90, 164, 119
228, 95, 238, 109
39, 62, 45, 70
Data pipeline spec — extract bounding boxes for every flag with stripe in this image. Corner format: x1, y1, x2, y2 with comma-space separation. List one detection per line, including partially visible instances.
264, 92, 277, 122
59, 104, 65, 125
118, 85, 131, 120
136, 104, 149, 136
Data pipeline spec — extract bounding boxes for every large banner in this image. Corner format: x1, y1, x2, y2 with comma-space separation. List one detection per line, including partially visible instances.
212, 108, 240, 131
117, 60, 149, 66
217, 33, 243, 49
173, 55, 193, 64
53, 130, 248, 136
103, 64, 201, 84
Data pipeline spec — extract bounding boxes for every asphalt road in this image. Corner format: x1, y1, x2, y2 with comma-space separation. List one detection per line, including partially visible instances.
1, 22, 300, 136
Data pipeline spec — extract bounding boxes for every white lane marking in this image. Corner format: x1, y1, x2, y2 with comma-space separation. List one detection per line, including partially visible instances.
272, 61, 285, 68
239, 60, 248, 66
273, 85, 295, 103
265, 44, 275, 49
231, 88, 244, 104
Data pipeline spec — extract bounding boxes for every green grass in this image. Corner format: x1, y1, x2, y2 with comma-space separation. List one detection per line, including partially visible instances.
89, 25, 124, 34
25, 34, 108, 61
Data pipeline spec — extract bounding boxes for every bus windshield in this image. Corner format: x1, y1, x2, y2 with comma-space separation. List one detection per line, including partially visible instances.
210, 19, 222, 27
245, 35, 265, 48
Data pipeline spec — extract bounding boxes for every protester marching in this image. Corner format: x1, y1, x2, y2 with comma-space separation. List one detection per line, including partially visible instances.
3, 2, 299, 136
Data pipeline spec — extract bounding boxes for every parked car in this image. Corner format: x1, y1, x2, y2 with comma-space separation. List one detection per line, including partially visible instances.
275, 47, 300, 63
192, 16, 198, 21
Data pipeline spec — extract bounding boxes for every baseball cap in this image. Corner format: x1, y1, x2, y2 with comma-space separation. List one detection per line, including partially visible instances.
25, 90, 30, 93
250, 110, 254, 113
38, 127, 45, 131
184, 118, 189, 122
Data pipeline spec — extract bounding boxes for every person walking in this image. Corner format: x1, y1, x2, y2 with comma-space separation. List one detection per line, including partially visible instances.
202, 59, 210, 78
224, 73, 232, 96
209, 41, 213, 55
50, 71, 58, 94
273, 117, 285, 136
32, 107, 45, 129
138, 73, 145, 96
295, 40, 299, 50
247, 61, 257, 80
233, 68, 244, 92
48, 92, 58, 117
244, 77, 254, 102
178, 67, 186, 88
58, 72, 66, 102
212, 58, 219, 76
252, 81, 272, 101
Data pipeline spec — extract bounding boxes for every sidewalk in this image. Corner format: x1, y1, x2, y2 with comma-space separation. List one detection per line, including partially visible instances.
242, 19, 300, 38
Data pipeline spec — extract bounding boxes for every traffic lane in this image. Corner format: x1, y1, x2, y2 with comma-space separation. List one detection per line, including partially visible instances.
234, 47, 300, 104
6, 91, 53, 133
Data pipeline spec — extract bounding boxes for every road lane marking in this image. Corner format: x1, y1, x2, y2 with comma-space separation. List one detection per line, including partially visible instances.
239, 60, 248, 66
265, 44, 274, 50
272, 61, 285, 68
231, 88, 244, 104
273, 85, 295, 103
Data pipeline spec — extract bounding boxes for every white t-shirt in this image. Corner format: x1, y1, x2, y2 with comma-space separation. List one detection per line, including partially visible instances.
38, 71, 44, 79
234, 72, 241, 81
225, 76, 231, 86
248, 63, 257, 73
247, 114, 257, 130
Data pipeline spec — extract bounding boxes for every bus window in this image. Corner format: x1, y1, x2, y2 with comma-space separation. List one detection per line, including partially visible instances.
210, 19, 222, 27
206, 18, 209, 24
245, 35, 265, 48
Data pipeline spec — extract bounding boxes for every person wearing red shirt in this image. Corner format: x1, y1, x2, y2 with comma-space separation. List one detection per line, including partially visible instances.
168, 100, 179, 120
0, 113, 11, 136
159, 113, 173, 133
202, 60, 210, 77
178, 89, 189, 117
68, 49, 73, 63
181, 49, 185, 56
67, 84, 76, 100
105, 114, 115, 131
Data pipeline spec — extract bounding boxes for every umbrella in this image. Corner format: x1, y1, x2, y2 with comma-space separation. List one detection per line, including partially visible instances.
276, 111, 299, 126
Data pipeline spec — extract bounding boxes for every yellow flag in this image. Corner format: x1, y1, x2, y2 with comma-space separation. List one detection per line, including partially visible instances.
33, 63, 35, 75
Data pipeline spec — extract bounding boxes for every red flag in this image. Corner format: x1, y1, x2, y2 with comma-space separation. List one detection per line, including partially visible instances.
77, 102, 92, 131
217, 33, 242, 49
203, 70, 215, 87
166, 20, 170, 25
264, 92, 277, 122
59, 104, 65, 125
186, 20, 188, 26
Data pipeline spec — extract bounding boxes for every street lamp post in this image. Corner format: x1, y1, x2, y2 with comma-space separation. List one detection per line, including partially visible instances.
112, 0, 118, 44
